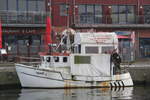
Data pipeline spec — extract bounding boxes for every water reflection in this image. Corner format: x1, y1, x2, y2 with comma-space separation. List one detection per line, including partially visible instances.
0, 89, 20, 100
17, 87, 133, 100
111, 87, 133, 99
2, 86, 150, 100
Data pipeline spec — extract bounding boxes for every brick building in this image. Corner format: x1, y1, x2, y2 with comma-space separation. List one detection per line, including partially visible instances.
0, 0, 150, 61
0, 0, 48, 59
50, 0, 150, 61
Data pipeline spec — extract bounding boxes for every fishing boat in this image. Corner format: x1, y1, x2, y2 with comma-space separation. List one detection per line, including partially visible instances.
15, 17, 133, 88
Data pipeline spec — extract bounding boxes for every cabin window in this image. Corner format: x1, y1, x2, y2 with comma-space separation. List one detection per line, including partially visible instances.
74, 45, 81, 53
101, 46, 114, 53
74, 46, 78, 53
74, 56, 91, 64
46, 57, 51, 62
78, 45, 81, 53
63, 57, 68, 63
85, 46, 99, 54
54, 57, 59, 62
42, 57, 44, 61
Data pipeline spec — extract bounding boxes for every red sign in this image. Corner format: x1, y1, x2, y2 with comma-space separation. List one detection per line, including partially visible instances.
2, 28, 45, 34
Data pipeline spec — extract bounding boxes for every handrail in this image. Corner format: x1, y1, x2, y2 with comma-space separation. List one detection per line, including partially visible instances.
0, 11, 47, 24
74, 14, 150, 24
15, 56, 40, 64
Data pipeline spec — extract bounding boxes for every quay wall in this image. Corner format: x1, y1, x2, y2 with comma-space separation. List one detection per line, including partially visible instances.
0, 66, 20, 88
128, 67, 150, 85
0, 66, 150, 87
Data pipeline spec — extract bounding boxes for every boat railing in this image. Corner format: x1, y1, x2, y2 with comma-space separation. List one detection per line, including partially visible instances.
15, 56, 41, 66
120, 67, 129, 73
113, 64, 129, 75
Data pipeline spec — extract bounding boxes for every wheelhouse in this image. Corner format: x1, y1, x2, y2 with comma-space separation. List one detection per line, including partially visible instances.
40, 55, 70, 68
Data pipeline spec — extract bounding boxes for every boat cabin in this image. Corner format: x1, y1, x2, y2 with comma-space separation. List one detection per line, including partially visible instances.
39, 32, 118, 76
74, 32, 118, 54
40, 55, 70, 68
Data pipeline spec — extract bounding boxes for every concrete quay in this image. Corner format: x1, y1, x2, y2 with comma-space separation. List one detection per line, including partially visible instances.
0, 61, 150, 88
0, 63, 20, 89
127, 67, 150, 85
125, 59, 150, 85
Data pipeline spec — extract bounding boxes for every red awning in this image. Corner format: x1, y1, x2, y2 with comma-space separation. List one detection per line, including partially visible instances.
45, 17, 52, 44
117, 35, 129, 39
44, 17, 52, 52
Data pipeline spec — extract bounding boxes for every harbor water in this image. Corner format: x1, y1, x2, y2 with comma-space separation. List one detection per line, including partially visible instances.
0, 86, 150, 100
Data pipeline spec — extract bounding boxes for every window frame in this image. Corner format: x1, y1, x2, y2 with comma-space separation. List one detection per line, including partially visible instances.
78, 4, 102, 24
143, 5, 150, 24
54, 56, 59, 62
60, 4, 69, 16
111, 5, 135, 24
63, 57, 68, 63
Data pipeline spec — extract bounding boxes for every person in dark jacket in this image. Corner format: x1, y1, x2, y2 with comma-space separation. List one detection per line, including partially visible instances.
111, 50, 121, 71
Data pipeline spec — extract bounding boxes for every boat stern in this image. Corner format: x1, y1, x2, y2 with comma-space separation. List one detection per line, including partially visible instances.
111, 72, 133, 87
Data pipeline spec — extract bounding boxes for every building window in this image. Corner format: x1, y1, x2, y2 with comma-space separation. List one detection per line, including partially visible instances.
28, 0, 37, 11
140, 38, 150, 57
0, 0, 7, 10
0, 0, 45, 12
111, 5, 135, 24
8, 0, 17, 11
18, 0, 45, 12
127, 6, 135, 24
18, 0, 27, 11
87, 5, 94, 24
95, 5, 102, 24
60, 4, 68, 16
111, 6, 118, 24
119, 6, 126, 23
144, 5, 150, 24
78, 4, 102, 24
37, 0, 45, 12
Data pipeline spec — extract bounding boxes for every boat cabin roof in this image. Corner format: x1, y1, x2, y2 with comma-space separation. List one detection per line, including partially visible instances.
74, 32, 118, 45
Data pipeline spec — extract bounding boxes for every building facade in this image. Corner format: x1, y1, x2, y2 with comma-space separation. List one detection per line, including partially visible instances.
50, 0, 150, 61
0, 0, 49, 59
1, 0, 150, 61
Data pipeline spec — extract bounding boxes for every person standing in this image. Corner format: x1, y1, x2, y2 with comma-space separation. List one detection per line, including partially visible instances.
111, 49, 122, 73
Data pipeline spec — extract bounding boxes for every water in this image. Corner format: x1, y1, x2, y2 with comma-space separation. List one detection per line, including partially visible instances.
0, 86, 150, 100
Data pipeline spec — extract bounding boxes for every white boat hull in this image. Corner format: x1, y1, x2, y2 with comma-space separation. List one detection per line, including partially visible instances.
15, 64, 133, 88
